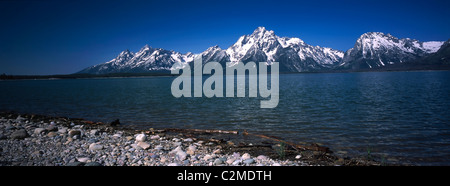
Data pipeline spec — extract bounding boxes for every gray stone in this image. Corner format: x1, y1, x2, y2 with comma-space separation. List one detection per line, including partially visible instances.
203, 154, 213, 161
177, 150, 188, 161
137, 142, 150, 150
57, 127, 68, 134
10, 129, 28, 140
214, 158, 223, 165
77, 157, 91, 163
34, 128, 47, 135
90, 130, 99, 136
66, 162, 85, 166
150, 135, 160, 140
68, 130, 81, 138
47, 132, 58, 137
232, 160, 241, 166
45, 125, 58, 132
243, 158, 255, 164
226, 157, 236, 165
257, 155, 269, 161
89, 143, 103, 151
85, 162, 102, 166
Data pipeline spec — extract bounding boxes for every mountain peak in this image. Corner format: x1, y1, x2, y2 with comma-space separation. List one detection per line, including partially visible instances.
253, 26, 267, 33
207, 45, 221, 50
251, 26, 275, 37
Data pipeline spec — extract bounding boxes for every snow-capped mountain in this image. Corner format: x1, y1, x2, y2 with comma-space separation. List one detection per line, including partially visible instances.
201, 45, 230, 65
77, 27, 446, 74
78, 27, 345, 74
340, 32, 444, 69
225, 27, 344, 71
78, 45, 195, 74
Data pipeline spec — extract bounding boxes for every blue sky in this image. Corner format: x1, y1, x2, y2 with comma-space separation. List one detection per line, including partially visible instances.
1, 0, 449, 75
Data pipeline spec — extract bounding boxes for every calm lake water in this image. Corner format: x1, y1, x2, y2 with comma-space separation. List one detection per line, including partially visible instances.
1, 71, 449, 165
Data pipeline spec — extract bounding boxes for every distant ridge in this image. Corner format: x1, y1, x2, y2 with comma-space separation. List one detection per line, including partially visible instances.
77, 27, 448, 74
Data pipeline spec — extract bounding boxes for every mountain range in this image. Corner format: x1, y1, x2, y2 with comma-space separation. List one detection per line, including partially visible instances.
77, 27, 448, 74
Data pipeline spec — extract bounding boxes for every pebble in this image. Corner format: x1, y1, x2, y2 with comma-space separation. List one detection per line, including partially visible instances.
68, 130, 81, 138
137, 142, 150, 150
186, 145, 196, 155
90, 130, 99, 136
241, 153, 251, 160
232, 160, 241, 166
46, 125, 58, 132
135, 133, 147, 142
214, 158, 223, 165
226, 157, 236, 164
47, 132, 58, 137
10, 129, 28, 140
34, 128, 46, 135
77, 157, 91, 163
243, 158, 255, 165
89, 143, 103, 151
168, 163, 181, 166
85, 162, 102, 166
272, 163, 281, 166
257, 155, 269, 161
203, 154, 213, 161
0, 114, 318, 166
58, 127, 68, 134
150, 135, 160, 140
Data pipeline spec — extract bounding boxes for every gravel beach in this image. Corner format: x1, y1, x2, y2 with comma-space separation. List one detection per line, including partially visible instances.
0, 112, 381, 166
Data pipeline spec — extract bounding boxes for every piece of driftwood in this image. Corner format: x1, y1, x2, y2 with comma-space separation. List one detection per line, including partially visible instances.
243, 130, 331, 153
164, 128, 239, 135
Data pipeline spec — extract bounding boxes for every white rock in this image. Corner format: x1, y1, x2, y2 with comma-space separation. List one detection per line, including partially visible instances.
272, 163, 281, 166
232, 160, 241, 166
130, 144, 140, 150
135, 133, 147, 142
57, 127, 68, 134
150, 135, 160, 140
77, 157, 91, 163
203, 154, 213, 161
137, 142, 151, 150
257, 155, 269, 161
226, 157, 236, 164
168, 163, 181, 166
90, 130, 99, 136
177, 151, 188, 161
113, 133, 122, 138
34, 128, 46, 134
241, 153, 251, 160
186, 145, 196, 155
183, 138, 193, 142
154, 145, 164, 150
170, 146, 183, 154
295, 155, 302, 159
89, 143, 103, 151
212, 149, 221, 154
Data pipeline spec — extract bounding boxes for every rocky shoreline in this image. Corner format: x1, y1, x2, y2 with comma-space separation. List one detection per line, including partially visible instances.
0, 112, 382, 166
